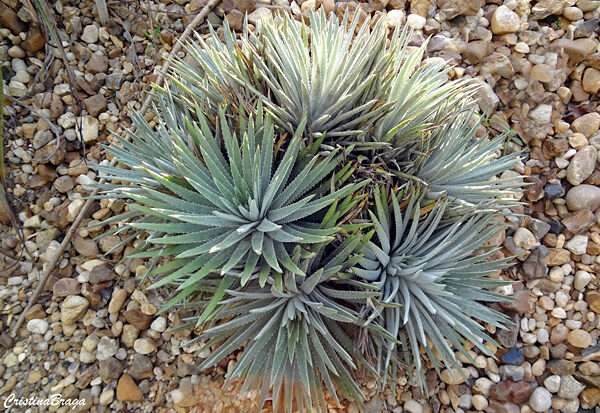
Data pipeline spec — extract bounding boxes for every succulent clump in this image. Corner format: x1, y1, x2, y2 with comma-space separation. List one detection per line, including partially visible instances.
95, 9, 523, 412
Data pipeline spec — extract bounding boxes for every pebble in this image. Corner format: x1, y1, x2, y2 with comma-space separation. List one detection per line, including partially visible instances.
406, 14, 426, 30
565, 234, 588, 255
513, 227, 538, 250
566, 184, 600, 211
472, 394, 488, 410
133, 338, 157, 355
544, 375, 561, 393
123, 309, 152, 330
404, 400, 422, 413
150, 317, 167, 333
529, 104, 552, 124
440, 368, 470, 384
60, 295, 89, 325
81, 24, 99, 43
574, 270, 592, 290
582, 67, 600, 94
572, 113, 600, 137
247, 7, 271, 25
501, 347, 523, 364
529, 387, 552, 412
558, 375, 586, 399
54, 175, 74, 193
109, 289, 128, 314
98, 357, 124, 382
26, 319, 49, 335
491, 5, 520, 34
99, 388, 114, 405
567, 329, 592, 348
566, 145, 598, 185
116, 373, 143, 402
96, 336, 119, 361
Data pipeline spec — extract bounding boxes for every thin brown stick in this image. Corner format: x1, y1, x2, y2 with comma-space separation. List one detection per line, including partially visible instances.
10, 0, 222, 338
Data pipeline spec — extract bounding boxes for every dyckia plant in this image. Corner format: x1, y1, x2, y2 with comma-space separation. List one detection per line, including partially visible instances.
95, 8, 523, 413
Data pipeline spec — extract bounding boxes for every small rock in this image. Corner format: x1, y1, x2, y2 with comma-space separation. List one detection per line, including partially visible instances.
0, 3, 26, 34
99, 235, 123, 254
529, 387, 552, 412
566, 184, 600, 211
513, 227, 538, 250
124, 309, 152, 330
129, 354, 154, 380
530, 64, 552, 82
572, 112, 600, 137
463, 41, 493, 65
529, 104, 552, 125
81, 25, 99, 43
544, 375, 561, 393
116, 374, 143, 402
386, 10, 406, 27
502, 347, 523, 364
580, 388, 600, 409
133, 338, 156, 355
73, 235, 99, 257
247, 7, 271, 25
543, 138, 569, 158
491, 5, 520, 34
565, 234, 588, 255
499, 365, 525, 381
562, 209, 595, 233
527, 219, 551, 239
472, 394, 488, 410
522, 246, 549, 279
583, 67, 600, 94
490, 380, 532, 403
566, 145, 598, 185
99, 388, 114, 405
98, 357, 124, 382
501, 289, 532, 314
404, 400, 422, 413
574, 270, 592, 291
61, 295, 89, 325
96, 336, 119, 361
83, 93, 107, 117
22, 26, 45, 53
546, 359, 576, 376
89, 263, 115, 284
81, 116, 99, 143
109, 289, 128, 314
53, 278, 81, 297
150, 317, 167, 333
54, 176, 74, 193
87, 53, 109, 75
440, 368, 470, 384
569, 133, 588, 149
587, 291, 600, 312
121, 324, 139, 348
567, 329, 592, 348
472, 78, 499, 112
26, 319, 49, 335
558, 375, 585, 399
406, 14, 426, 30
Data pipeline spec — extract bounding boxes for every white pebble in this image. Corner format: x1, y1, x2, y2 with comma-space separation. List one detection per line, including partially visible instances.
544, 375, 561, 393
574, 270, 592, 291
26, 319, 49, 335
406, 14, 426, 30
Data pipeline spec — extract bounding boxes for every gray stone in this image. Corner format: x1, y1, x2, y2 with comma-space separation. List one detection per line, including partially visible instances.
566, 184, 600, 211
557, 375, 585, 399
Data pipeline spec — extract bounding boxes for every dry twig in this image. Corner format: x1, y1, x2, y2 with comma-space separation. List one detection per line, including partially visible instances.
11, 0, 222, 337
